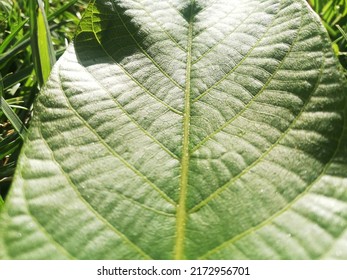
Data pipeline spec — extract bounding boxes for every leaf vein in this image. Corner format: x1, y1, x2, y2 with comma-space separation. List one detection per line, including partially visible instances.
198, 58, 347, 259
174, 0, 195, 260
22, 186, 75, 259
189, 14, 318, 213
192, 0, 294, 103
58, 66, 177, 206
136, 2, 186, 52
37, 127, 154, 259
192, 3, 259, 64
80, 66, 180, 160
109, 0, 185, 91
191, 41, 301, 153
88, 8, 183, 116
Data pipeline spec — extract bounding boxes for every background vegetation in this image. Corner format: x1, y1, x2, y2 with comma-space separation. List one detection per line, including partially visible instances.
0, 0, 346, 203
309, 0, 347, 69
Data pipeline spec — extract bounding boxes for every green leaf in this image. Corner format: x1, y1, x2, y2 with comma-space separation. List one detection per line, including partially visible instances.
29, 0, 56, 87
0, 0, 347, 260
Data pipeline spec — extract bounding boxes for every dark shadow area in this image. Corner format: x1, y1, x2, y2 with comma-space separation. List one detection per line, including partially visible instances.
0, 134, 22, 200
179, 1, 203, 22
74, 0, 143, 67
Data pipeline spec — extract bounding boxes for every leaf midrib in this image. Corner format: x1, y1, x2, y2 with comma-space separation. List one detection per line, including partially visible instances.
174, 0, 195, 260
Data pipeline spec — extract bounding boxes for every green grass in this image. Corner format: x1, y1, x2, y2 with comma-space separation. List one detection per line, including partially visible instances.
0, 0, 346, 202
308, 0, 347, 70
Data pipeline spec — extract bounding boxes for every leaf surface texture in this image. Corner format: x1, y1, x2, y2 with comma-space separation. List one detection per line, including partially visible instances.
1, 0, 347, 259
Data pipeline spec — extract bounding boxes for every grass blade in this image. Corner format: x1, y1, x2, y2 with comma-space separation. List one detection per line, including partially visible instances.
337, 24, 347, 41
0, 196, 4, 210
29, 0, 56, 87
0, 19, 29, 53
37, 0, 56, 81
0, 98, 27, 139
0, 75, 27, 139
0, 37, 31, 65
47, 0, 79, 21
2, 66, 34, 90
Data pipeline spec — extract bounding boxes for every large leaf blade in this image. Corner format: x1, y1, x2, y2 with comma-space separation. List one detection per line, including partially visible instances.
0, 0, 347, 259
